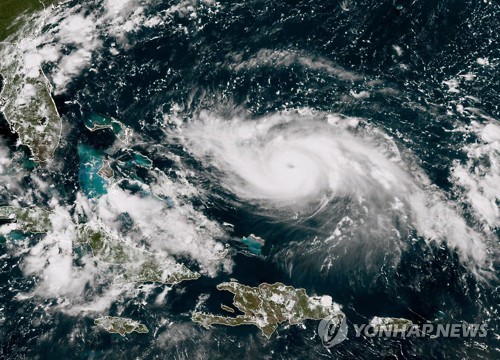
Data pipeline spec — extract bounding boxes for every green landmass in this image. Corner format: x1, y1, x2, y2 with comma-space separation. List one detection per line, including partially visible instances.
94, 316, 148, 336
0, 206, 199, 286
0, 0, 63, 163
192, 281, 344, 338
0, 50, 62, 163
77, 224, 201, 285
0, 206, 51, 233
121, 256, 201, 285
0, 0, 61, 41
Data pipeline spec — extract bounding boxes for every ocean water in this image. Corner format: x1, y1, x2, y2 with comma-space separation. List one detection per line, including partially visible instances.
0, 0, 499, 358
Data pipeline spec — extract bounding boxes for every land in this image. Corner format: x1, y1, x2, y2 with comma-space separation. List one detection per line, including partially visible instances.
94, 316, 148, 336
0, 206, 52, 233
370, 317, 413, 332
221, 304, 235, 313
0, 0, 63, 163
77, 224, 201, 286
0, 0, 61, 41
0, 206, 200, 286
84, 113, 133, 145
97, 162, 115, 179
0, 48, 62, 163
192, 281, 344, 338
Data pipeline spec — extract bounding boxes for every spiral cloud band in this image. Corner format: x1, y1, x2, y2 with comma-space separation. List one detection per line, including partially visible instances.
180, 110, 489, 270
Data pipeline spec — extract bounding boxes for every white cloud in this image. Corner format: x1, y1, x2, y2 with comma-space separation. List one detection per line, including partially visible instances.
452, 121, 500, 230
52, 48, 94, 91
180, 109, 490, 269
96, 184, 231, 276
23, 207, 98, 299
230, 49, 363, 81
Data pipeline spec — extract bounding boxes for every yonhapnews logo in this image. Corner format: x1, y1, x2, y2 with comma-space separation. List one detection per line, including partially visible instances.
317, 314, 348, 348
317, 316, 488, 348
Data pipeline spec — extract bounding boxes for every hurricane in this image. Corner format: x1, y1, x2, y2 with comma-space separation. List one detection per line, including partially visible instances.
0, 0, 498, 358
181, 110, 489, 275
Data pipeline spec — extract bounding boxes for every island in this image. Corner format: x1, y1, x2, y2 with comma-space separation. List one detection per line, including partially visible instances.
94, 316, 148, 336
192, 281, 344, 338
0, 206, 200, 286
241, 234, 265, 255
369, 316, 413, 332
0, 206, 51, 233
221, 304, 235, 313
97, 161, 115, 180
83, 113, 133, 145
77, 224, 201, 286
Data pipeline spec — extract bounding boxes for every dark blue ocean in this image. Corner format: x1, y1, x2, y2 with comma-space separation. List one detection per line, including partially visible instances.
0, 0, 499, 358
